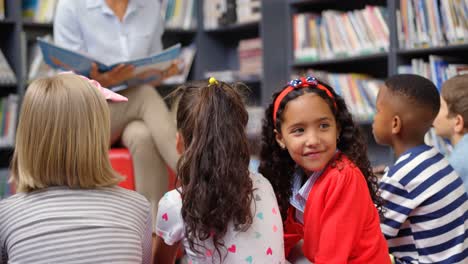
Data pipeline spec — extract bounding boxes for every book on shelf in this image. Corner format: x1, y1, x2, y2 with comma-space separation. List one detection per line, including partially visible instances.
28, 35, 58, 82
38, 39, 182, 91
204, 0, 261, 30
163, 0, 197, 30
22, 0, 57, 23
292, 70, 384, 123
236, 0, 261, 24
0, 94, 19, 148
0, 49, 17, 86
0, 169, 12, 200
163, 43, 196, 85
293, 5, 389, 63
398, 0, 467, 49
238, 38, 262, 78
0, 0, 5, 20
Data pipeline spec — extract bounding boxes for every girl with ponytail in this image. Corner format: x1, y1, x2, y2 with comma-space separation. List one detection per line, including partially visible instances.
153, 78, 285, 264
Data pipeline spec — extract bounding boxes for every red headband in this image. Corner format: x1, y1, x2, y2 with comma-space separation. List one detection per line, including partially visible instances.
272, 76, 336, 124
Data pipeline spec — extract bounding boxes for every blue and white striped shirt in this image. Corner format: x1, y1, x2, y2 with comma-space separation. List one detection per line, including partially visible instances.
379, 144, 467, 264
290, 169, 322, 224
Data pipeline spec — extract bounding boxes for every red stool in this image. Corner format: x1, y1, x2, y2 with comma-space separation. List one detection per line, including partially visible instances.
109, 148, 136, 190
109, 148, 177, 191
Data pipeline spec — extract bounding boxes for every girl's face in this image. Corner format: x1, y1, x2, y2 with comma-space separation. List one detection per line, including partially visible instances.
275, 93, 339, 175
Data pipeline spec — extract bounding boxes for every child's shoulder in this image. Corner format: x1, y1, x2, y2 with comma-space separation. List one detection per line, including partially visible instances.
385, 145, 459, 192
388, 145, 452, 180
250, 172, 274, 190
159, 188, 182, 206
250, 172, 278, 202
321, 153, 373, 187
0, 192, 27, 215
327, 154, 360, 175
110, 186, 150, 203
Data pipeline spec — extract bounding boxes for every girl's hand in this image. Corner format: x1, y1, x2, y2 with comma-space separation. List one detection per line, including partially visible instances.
89, 63, 135, 88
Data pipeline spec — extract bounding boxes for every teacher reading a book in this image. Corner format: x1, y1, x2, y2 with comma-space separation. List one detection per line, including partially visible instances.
54, 0, 179, 234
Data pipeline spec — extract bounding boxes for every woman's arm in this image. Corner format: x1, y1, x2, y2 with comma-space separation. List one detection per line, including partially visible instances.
153, 236, 180, 264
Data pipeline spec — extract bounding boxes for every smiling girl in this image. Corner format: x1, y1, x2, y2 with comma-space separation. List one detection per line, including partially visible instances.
259, 76, 390, 264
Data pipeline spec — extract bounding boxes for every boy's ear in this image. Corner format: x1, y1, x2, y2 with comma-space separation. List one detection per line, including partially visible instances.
454, 114, 465, 134
176, 132, 185, 155
391, 115, 402, 135
274, 129, 286, 149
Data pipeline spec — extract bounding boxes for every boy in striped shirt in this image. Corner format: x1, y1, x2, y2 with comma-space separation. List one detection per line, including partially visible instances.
372, 74, 467, 264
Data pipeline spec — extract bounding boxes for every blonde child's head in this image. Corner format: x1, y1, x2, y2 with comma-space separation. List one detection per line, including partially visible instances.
11, 73, 122, 192
433, 75, 468, 143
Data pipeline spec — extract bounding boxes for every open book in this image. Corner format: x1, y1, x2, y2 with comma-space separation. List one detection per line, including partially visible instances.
38, 38, 181, 91
163, 43, 196, 85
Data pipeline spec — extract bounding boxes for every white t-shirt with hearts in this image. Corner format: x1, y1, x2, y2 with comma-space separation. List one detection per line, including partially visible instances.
156, 172, 285, 264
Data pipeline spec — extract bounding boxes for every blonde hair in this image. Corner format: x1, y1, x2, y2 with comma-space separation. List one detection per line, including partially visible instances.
11, 73, 122, 192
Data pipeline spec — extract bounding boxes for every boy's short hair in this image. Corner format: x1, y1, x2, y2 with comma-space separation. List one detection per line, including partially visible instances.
11, 74, 122, 192
441, 74, 468, 129
385, 74, 440, 118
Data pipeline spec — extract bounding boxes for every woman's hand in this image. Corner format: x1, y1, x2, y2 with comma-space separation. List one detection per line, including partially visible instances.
89, 63, 135, 87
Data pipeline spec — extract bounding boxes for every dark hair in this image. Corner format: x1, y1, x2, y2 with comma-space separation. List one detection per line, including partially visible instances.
259, 79, 383, 220
174, 80, 253, 261
385, 74, 440, 117
442, 74, 468, 129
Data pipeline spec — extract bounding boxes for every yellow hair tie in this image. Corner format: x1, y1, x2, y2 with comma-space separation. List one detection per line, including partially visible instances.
208, 77, 219, 86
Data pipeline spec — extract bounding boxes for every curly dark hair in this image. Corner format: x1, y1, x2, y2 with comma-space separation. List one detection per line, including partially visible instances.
174, 80, 253, 261
258, 79, 384, 220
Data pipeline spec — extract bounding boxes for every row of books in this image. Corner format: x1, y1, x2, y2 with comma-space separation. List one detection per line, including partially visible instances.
0, 0, 4, 20
398, 0, 468, 49
162, 0, 197, 30
204, 0, 261, 30
0, 94, 18, 148
0, 169, 12, 200
293, 5, 389, 63
0, 50, 17, 85
22, 0, 57, 23
397, 55, 468, 90
292, 70, 384, 123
